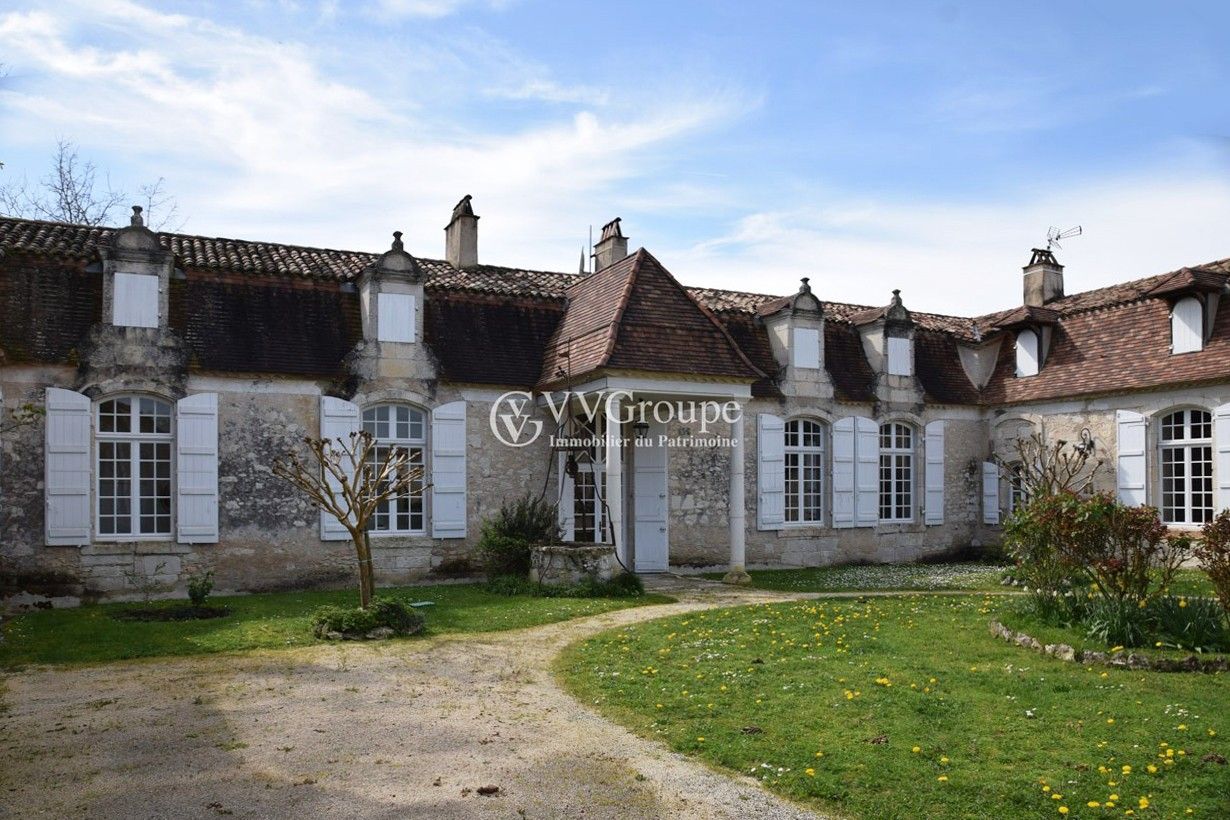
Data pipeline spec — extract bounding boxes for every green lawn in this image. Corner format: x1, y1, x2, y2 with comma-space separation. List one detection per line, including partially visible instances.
704, 561, 1010, 592
0, 584, 672, 668
558, 594, 1230, 819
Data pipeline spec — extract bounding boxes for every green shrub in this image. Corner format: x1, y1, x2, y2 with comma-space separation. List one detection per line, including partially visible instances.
312, 597, 425, 638
1084, 596, 1150, 648
477, 495, 560, 579
1197, 511, 1230, 616
187, 570, 214, 608
1148, 595, 1229, 653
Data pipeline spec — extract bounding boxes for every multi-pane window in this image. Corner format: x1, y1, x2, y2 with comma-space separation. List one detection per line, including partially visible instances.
97, 397, 173, 537
362, 404, 427, 534
1007, 463, 1029, 514
568, 412, 604, 542
1160, 409, 1213, 525
784, 418, 825, 524
879, 422, 914, 522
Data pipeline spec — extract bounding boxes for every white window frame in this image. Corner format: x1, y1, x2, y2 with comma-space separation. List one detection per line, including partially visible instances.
1006, 462, 1028, 514
783, 418, 825, 525
562, 412, 606, 543
95, 395, 175, 540
1159, 408, 1214, 526
362, 403, 428, 536
879, 421, 915, 523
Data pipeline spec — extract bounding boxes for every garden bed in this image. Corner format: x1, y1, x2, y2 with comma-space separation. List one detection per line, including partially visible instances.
111, 605, 231, 622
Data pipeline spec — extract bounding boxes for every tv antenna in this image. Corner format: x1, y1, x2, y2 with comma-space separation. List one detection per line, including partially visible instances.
1046, 225, 1082, 252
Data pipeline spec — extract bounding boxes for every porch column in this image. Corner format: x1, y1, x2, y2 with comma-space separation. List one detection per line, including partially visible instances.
723, 409, 751, 585
605, 393, 626, 566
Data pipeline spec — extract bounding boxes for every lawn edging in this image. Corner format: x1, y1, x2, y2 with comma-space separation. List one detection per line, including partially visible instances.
988, 619, 1230, 673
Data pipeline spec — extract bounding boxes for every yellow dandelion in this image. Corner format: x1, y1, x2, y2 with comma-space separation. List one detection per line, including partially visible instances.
805, 768, 815, 777
937, 775, 948, 782
913, 746, 922, 754
1122, 765, 1132, 774
1139, 797, 1150, 809
1088, 801, 1101, 808
1058, 807, 1069, 815
1146, 764, 1158, 774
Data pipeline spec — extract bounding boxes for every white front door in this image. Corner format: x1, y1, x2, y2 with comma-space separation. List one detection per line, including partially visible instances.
633, 421, 669, 572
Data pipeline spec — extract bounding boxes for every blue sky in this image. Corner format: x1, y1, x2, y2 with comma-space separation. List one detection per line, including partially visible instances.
2, 0, 1229, 314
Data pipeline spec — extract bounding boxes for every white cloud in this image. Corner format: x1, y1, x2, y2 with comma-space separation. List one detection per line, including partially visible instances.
663, 159, 1230, 316
0, 0, 742, 264
370, 0, 510, 19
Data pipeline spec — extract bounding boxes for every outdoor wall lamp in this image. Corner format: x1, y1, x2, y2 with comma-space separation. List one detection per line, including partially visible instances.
1073, 428, 1095, 456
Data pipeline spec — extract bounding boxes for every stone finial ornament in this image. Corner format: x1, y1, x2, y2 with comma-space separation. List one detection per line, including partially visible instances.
130, 205, 144, 227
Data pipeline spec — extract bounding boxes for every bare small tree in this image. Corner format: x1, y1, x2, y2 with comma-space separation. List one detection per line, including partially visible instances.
996, 430, 1102, 500
0, 402, 43, 435
272, 431, 425, 609
0, 140, 183, 229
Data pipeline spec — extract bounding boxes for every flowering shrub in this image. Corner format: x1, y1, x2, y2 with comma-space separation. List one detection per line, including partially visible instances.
1196, 510, 1230, 616
1002, 493, 1084, 606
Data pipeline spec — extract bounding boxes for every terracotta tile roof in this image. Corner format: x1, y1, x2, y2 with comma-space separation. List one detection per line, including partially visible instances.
987, 305, 1060, 330
825, 323, 876, 402
538, 249, 764, 388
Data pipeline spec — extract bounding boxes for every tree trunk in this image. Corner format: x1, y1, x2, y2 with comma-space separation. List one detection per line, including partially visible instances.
354, 531, 376, 609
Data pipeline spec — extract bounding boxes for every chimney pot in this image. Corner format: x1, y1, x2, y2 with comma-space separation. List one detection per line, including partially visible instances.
1023, 248, 1064, 306
444, 194, 479, 268
593, 217, 628, 271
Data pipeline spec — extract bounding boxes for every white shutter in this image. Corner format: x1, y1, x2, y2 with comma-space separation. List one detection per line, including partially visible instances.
924, 420, 945, 525
756, 413, 785, 530
1015, 329, 1039, 377
1171, 297, 1203, 354
1215, 403, 1230, 514
45, 387, 92, 546
319, 396, 360, 541
176, 393, 219, 544
431, 400, 467, 539
832, 417, 855, 528
1115, 409, 1148, 506
791, 328, 821, 370
855, 416, 879, 527
112, 272, 159, 328
887, 337, 911, 376
377, 292, 415, 343
981, 461, 1000, 525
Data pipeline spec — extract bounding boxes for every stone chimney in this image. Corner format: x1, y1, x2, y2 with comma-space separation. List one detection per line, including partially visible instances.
1023, 248, 1064, 306
593, 217, 628, 271
444, 194, 479, 269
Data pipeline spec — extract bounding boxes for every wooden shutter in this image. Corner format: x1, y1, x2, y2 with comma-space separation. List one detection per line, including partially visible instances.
791, 328, 820, 369
1171, 297, 1203, 354
377, 292, 415, 343
855, 416, 879, 527
832, 417, 855, 529
756, 413, 785, 530
1015, 329, 1039, 377
176, 393, 219, 544
319, 396, 360, 541
112, 272, 159, 328
981, 461, 1000, 525
887, 337, 911, 376
45, 387, 92, 546
1115, 409, 1148, 506
924, 420, 945, 525
431, 401, 467, 539
1216, 403, 1230, 514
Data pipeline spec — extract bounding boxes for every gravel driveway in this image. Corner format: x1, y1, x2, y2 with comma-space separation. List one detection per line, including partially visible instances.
1, 578, 827, 819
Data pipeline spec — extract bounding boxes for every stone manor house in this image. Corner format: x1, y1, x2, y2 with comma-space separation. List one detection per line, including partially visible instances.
2, 197, 1229, 603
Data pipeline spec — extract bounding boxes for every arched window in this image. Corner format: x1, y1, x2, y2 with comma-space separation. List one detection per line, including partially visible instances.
1015, 329, 1039, 377
879, 422, 914, 522
784, 418, 825, 523
362, 404, 427, 534
1159, 409, 1213, 525
1171, 297, 1203, 354
97, 396, 173, 537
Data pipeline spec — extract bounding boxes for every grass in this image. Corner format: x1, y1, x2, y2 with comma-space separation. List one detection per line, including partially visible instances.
0, 584, 672, 668
704, 561, 1010, 592
558, 594, 1230, 819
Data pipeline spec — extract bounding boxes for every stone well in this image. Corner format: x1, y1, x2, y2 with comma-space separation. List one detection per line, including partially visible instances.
530, 544, 619, 586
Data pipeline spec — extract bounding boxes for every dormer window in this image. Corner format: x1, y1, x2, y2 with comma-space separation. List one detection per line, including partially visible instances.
1171, 296, 1203, 354
377, 292, 415, 343
791, 327, 821, 369
112, 271, 159, 328
886, 336, 911, 376
1015, 329, 1039, 377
